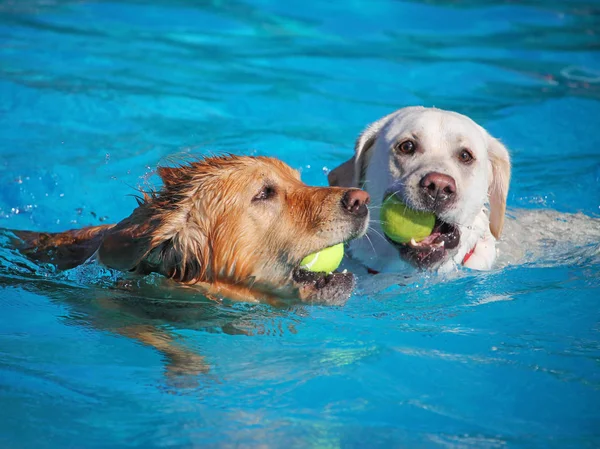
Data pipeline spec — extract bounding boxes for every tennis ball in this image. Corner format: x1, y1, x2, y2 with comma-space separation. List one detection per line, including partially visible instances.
300, 243, 344, 273
380, 196, 436, 243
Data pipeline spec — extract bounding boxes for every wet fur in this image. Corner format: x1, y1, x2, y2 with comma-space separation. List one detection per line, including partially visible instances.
329, 106, 510, 272
13, 155, 366, 303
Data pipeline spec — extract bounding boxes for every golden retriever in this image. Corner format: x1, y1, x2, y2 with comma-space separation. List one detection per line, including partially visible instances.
12, 155, 370, 304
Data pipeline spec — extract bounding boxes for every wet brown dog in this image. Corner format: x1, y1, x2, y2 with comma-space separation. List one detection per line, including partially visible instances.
13, 155, 370, 305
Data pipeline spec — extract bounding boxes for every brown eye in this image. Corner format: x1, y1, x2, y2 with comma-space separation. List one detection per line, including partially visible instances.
396, 140, 416, 155
459, 149, 474, 164
253, 185, 277, 202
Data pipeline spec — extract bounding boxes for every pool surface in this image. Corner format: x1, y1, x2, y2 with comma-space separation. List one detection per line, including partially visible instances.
1, 1, 600, 447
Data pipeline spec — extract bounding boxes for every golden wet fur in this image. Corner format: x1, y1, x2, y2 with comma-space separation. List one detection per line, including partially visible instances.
14, 155, 369, 304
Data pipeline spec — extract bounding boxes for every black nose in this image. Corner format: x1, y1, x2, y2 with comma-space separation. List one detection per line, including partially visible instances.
420, 172, 456, 208
341, 189, 370, 216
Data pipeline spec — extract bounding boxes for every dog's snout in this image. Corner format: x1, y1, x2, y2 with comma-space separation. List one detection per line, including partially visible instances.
341, 189, 370, 216
420, 172, 456, 202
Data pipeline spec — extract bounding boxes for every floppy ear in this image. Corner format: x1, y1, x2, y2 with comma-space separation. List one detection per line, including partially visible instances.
97, 210, 158, 271
486, 136, 511, 239
328, 112, 395, 188
97, 165, 186, 271
99, 206, 209, 283
99, 164, 209, 281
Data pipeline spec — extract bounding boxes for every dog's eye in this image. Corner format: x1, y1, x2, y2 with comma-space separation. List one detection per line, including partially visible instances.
253, 185, 277, 202
396, 140, 416, 155
458, 149, 474, 164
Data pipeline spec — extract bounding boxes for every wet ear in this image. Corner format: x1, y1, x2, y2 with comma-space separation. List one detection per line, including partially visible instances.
98, 166, 187, 270
328, 113, 394, 188
98, 211, 158, 271
98, 199, 208, 282
486, 135, 511, 239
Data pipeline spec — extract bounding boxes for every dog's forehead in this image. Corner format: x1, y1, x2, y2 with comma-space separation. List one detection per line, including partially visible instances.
383, 109, 484, 149
246, 158, 302, 184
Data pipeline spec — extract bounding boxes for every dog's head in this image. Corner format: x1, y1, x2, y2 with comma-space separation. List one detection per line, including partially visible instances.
329, 106, 510, 270
98, 155, 369, 303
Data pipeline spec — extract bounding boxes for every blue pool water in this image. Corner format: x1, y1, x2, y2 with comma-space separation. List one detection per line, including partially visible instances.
1, 1, 600, 447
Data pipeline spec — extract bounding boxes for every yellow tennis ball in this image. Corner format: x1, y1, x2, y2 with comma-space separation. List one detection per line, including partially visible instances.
380, 196, 436, 243
300, 243, 344, 273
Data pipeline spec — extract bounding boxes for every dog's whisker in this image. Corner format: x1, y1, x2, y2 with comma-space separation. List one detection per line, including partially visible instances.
370, 230, 387, 242
363, 233, 377, 255
367, 226, 387, 242
367, 189, 404, 210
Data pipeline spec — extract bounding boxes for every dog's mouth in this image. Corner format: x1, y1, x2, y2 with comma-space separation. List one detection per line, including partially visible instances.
389, 218, 461, 269
291, 251, 355, 306
289, 212, 370, 304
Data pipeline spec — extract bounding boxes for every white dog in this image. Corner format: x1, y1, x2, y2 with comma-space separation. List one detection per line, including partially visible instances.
329, 106, 599, 274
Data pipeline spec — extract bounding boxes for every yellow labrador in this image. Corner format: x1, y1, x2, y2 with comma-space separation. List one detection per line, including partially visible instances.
329, 106, 511, 273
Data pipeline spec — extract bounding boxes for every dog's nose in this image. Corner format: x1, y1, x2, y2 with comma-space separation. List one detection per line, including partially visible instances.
420, 172, 456, 204
341, 189, 370, 216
